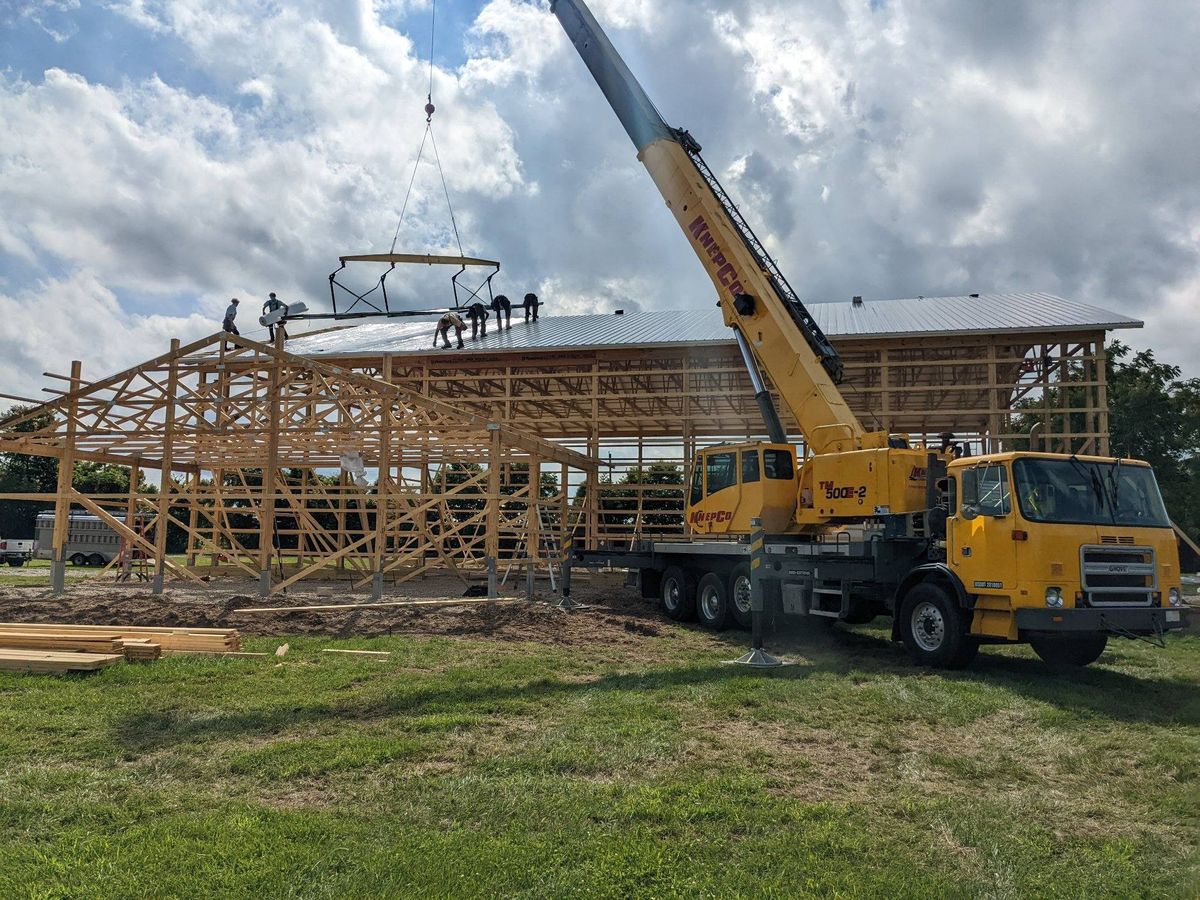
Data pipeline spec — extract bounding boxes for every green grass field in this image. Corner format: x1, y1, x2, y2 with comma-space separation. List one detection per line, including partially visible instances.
0, 619, 1196, 898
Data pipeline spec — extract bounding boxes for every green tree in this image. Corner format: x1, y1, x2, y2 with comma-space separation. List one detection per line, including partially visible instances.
1105, 342, 1200, 540
0, 405, 58, 538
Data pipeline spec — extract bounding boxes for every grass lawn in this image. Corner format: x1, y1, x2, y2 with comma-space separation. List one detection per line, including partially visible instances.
0, 619, 1196, 897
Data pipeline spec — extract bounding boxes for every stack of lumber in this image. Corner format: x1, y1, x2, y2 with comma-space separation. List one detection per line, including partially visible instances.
0, 649, 122, 673
0, 622, 242, 673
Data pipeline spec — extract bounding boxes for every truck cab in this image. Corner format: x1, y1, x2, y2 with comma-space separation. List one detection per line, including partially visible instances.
943, 452, 1187, 656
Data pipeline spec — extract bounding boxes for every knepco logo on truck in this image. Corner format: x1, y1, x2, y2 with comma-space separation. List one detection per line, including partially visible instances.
690, 509, 734, 525
687, 215, 745, 297
909, 466, 927, 482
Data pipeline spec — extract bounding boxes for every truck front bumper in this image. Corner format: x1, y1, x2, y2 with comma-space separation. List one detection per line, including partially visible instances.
1016, 605, 1191, 635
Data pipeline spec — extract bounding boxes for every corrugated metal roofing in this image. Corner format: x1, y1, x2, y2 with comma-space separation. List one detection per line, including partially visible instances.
287, 292, 1141, 359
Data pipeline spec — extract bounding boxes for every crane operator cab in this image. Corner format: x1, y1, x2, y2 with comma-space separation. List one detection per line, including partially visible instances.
687, 438, 935, 536
688, 442, 798, 535
945, 452, 1187, 646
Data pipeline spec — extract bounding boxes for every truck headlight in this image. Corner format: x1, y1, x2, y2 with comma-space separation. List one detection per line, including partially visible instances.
1045, 587, 1064, 608
1168, 587, 1182, 607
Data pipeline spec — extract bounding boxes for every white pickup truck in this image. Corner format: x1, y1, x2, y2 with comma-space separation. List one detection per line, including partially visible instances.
0, 538, 35, 567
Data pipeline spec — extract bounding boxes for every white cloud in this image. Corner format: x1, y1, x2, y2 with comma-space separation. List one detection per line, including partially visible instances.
0, 0, 1198, 404
0, 272, 214, 401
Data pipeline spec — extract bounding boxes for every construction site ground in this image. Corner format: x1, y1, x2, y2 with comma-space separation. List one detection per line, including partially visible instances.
0, 572, 1196, 897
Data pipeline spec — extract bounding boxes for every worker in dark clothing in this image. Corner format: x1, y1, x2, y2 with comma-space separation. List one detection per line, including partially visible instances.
491, 294, 512, 329
464, 302, 489, 339
262, 292, 289, 342
223, 298, 240, 334
433, 312, 467, 349
522, 292, 540, 322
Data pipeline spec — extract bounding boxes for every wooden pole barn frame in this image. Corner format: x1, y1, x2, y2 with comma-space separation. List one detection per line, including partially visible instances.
0, 332, 596, 597
0, 324, 1114, 593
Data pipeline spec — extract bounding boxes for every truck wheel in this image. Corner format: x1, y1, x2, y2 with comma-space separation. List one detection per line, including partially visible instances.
729, 565, 752, 629
696, 572, 732, 630
6, 559, 23, 567
899, 583, 978, 669
660, 566, 696, 621
1029, 634, 1108, 667
88, 553, 106, 567
70, 553, 87, 566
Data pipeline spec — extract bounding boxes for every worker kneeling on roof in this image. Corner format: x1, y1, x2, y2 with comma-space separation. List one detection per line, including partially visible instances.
464, 301, 489, 339
491, 293, 512, 329
523, 292, 540, 322
433, 311, 467, 349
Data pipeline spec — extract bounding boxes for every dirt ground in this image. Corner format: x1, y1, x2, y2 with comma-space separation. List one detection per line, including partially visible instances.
0, 570, 669, 647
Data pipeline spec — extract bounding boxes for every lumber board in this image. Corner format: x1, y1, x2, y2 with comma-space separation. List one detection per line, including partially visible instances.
0, 623, 240, 652
0, 632, 124, 653
0, 650, 123, 673
231, 597, 525, 614
0, 623, 236, 636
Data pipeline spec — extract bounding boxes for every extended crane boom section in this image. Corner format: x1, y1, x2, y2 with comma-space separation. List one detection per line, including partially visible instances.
551, 0, 872, 455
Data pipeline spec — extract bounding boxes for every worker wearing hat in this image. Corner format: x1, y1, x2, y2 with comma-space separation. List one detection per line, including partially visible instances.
222, 298, 240, 335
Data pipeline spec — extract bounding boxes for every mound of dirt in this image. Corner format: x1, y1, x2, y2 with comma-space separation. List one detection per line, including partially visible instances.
0, 571, 667, 649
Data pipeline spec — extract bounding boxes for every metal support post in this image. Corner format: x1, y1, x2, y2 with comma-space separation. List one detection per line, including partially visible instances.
553, 536, 584, 610
727, 518, 786, 667
487, 555, 497, 599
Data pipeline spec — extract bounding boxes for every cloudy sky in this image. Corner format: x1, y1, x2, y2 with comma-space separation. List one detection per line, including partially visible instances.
1, 0, 1198, 400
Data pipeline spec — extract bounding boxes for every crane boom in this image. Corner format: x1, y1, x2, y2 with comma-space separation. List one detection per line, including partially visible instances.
551, 0, 882, 454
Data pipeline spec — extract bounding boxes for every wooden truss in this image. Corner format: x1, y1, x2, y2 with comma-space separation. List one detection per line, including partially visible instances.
0, 333, 596, 596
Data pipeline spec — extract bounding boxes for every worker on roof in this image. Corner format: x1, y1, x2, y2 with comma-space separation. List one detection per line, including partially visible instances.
522, 292, 540, 322
491, 293, 512, 330
262, 292, 289, 343
223, 298, 240, 335
434, 311, 467, 349
464, 301, 489, 339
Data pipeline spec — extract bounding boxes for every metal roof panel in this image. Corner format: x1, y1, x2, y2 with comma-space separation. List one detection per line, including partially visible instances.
287, 292, 1141, 359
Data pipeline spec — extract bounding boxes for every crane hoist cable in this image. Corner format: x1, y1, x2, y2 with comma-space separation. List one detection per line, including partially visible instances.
389, 0, 464, 258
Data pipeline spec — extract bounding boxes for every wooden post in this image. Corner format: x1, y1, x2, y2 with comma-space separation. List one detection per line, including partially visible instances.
121, 458, 140, 580
256, 334, 284, 596
1096, 341, 1110, 455
371, 357, 393, 600
50, 360, 82, 595
153, 341, 180, 594
527, 453, 540, 599
487, 425, 501, 598
185, 468, 200, 567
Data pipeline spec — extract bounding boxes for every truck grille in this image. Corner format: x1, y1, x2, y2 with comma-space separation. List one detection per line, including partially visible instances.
1079, 545, 1156, 606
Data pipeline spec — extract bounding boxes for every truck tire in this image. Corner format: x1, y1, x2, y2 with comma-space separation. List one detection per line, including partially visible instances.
88, 553, 106, 567
660, 566, 696, 621
696, 572, 732, 630
729, 565, 752, 629
70, 553, 87, 566
899, 583, 978, 669
7, 558, 23, 567
1029, 634, 1108, 667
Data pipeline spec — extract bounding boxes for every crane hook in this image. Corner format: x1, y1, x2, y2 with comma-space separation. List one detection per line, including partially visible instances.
425, 94, 435, 123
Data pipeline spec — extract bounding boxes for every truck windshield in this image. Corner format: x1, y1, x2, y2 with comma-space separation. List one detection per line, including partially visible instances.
1012, 458, 1169, 527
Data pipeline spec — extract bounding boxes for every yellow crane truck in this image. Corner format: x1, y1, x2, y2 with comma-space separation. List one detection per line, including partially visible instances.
551, 0, 1190, 667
